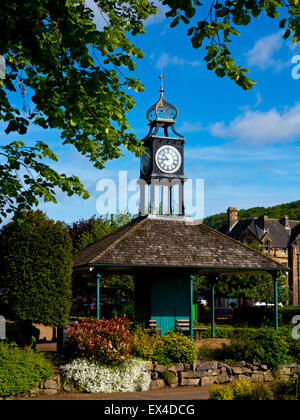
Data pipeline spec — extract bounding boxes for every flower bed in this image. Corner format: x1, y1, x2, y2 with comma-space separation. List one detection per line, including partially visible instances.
67, 316, 132, 365
61, 358, 151, 393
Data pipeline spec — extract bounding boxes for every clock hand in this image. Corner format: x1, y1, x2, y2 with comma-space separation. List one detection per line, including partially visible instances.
165, 154, 174, 165
162, 157, 171, 164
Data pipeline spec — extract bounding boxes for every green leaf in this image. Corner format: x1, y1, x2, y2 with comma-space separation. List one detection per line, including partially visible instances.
170, 16, 180, 27
279, 18, 287, 28
283, 28, 291, 39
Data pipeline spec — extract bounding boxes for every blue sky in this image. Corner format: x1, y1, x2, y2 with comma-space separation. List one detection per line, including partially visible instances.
3, 2, 300, 224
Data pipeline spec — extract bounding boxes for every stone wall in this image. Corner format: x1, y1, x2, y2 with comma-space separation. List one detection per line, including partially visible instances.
28, 375, 61, 397
148, 361, 300, 389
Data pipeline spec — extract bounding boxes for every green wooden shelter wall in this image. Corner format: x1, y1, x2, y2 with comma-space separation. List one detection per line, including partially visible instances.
151, 275, 190, 336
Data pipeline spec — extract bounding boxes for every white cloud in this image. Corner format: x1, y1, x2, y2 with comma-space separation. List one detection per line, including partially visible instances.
178, 121, 203, 133
246, 31, 286, 72
255, 92, 263, 107
155, 52, 201, 70
209, 102, 300, 144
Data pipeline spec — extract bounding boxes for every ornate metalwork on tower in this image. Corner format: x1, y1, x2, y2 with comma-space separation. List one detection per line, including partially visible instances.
139, 72, 187, 217
146, 72, 178, 122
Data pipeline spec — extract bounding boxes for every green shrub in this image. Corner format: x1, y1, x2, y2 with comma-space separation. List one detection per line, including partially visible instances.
227, 328, 290, 367
132, 327, 199, 365
67, 316, 132, 366
279, 307, 300, 325
271, 377, 298, 400
152, 340, 173, 366
196, 325, 258, 339
288, 339, 300, 363
231, 379, 259, 400
159, 330, 199, 364
0, 341, 54, 397
251, 382, 274, 400
209, 384, 235, 400
209, 379, 273, 400
278, 326, 300, 364
132, 326, 164, 362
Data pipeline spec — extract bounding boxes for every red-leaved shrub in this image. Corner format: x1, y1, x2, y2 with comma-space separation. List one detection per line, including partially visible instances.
67, 316, 132, 365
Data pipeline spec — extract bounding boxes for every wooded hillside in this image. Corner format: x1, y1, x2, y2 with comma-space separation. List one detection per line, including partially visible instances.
203, 200, 300, 230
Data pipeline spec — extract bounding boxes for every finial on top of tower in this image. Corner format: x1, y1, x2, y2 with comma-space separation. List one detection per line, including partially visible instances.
146, 70, 178, 123
159, 65, 165, 93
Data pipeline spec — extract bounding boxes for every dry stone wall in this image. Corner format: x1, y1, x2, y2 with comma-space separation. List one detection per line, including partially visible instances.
148, 361, 300, 389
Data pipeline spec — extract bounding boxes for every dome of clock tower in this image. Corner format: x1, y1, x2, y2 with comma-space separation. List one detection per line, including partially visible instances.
146, 71, 178, 122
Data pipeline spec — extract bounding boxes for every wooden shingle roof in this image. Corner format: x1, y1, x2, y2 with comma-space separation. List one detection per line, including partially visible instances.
73, 215, 284, 273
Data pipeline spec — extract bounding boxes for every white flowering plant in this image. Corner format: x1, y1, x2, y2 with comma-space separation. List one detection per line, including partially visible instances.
61, 358, 151, 394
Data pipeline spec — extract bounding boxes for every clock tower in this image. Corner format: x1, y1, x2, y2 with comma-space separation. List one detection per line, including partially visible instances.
139, 73, 187, 216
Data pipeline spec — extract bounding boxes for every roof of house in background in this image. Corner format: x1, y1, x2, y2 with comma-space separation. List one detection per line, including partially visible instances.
73, 215, 283, 272
220, 216, 300, 249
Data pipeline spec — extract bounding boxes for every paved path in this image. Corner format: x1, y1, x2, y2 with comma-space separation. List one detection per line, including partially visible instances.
20, 386, 210, 400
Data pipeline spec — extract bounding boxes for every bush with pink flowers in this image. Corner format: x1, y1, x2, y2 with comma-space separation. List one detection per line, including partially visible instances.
67, 316, 132, 366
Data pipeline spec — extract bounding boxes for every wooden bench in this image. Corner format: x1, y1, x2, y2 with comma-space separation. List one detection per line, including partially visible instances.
175, 319, 190, 332
175, 320, 208, 339
193, 327, 209, 340
143, 320, 162, 337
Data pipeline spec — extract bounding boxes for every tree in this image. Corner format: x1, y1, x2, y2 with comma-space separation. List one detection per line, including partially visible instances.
70, 212, 135, 317
68, 212, 134, 252
194, 272, 288, 306
0, 0, 156, 222
162, 0, 300, 90
0, 210, 73, 346
194, 241, 288, 304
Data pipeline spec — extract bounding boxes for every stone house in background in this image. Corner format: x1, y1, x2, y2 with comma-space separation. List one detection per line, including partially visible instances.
219, 206, 300, 306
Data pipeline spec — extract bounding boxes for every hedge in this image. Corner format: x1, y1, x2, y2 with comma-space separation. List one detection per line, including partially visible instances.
0, 341, 54, 398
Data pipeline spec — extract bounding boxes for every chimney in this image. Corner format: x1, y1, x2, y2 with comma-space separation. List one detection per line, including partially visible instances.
259, 215, 268, 229
281, 215, 289, 229
227, 206, 238, 232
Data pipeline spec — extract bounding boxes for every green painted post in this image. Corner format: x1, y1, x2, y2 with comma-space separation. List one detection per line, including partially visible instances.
96, 272, 101, 320
211, 282, 215, 338
274, 272, 280, 331
190, 275, 194, 338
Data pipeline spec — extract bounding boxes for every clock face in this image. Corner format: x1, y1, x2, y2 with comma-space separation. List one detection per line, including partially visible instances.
155, 145, 182, 174
140, 147, 151, 175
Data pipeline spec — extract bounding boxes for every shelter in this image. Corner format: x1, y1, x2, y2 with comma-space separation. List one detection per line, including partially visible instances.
73, 214, 284, 336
